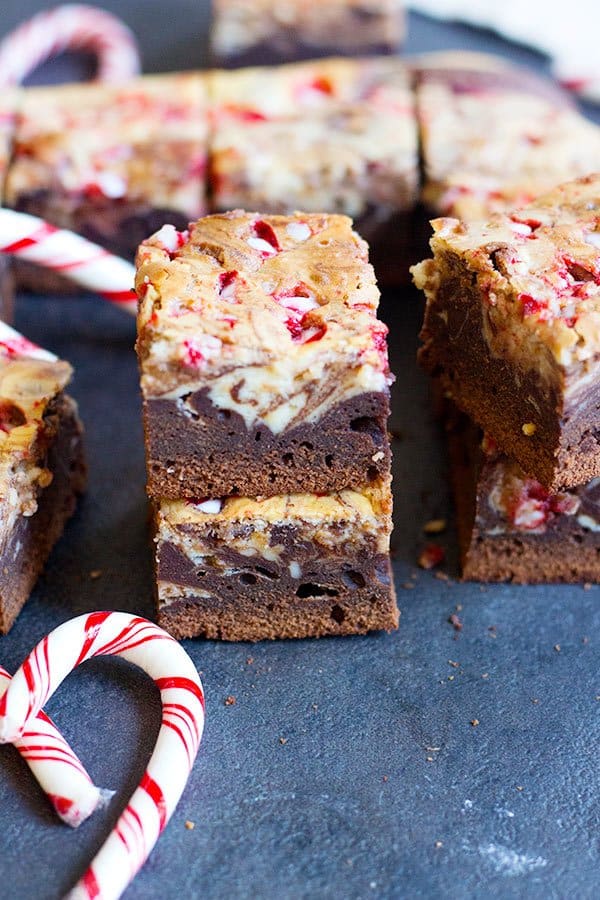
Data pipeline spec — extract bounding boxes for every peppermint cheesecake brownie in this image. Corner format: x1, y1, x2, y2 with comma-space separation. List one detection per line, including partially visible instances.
5, 73, 208, 261
154, 478, 398, 640
448, 412, 600, 583
136, 211, 393, 499
415, 175, 600, 491
415, 58, 600, 220
0, 343, 86, 631
208, 58, 418, 282
210, 0, 405, 67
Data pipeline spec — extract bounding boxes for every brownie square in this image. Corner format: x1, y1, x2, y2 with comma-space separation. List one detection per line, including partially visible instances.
0, 352, 86, 631
208, 58, 418, 283
447, 409, 600, 584
415, 174, 600, 491
136, 211, 393, 499
5, 73, 208, 262
154, 478, 398, 640
415, 54, 600, 220
210, 0, 406, 67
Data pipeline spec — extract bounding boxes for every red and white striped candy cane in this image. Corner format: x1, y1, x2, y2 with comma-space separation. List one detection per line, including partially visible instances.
0, 4, 140, 86
0, 611, 205, 900
0, 318, 58, 361
0, 666, 101, 827
0, 209, 137, 314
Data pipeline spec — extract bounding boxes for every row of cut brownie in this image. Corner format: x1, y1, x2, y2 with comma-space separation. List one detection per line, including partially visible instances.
135, 211, 399, 640
414, 174, 600, 582
2, 51, 600, 290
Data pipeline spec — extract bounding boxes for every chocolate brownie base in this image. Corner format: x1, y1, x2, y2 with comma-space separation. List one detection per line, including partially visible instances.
0, 393, 86, 632
419, 253, 596, 491
156, 543, 398, 641
144, 390, 391, 500
447, 408, 600, 583
13, 191, 191, 292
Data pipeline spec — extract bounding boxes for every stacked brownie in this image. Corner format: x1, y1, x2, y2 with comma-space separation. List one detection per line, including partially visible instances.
414, 174, 600, 582
0, 340, 86, 631
135, 211, 398, 640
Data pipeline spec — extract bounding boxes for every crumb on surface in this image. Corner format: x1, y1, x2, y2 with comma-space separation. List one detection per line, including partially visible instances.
279, 736, 287, 745
224, 695, 236, 706
448, 613, 463, 632
522, 422, 536, 436
470, 719, 480, 727
418, 543, 445, 569
423, 518, 446, 534
185, 820, 195, 830
89, 570, 102, 580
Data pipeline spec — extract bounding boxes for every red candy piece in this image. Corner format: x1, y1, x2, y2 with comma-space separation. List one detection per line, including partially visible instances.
418, 543, 445, 569
518, 293, 545, 318
254, 220, 280, 252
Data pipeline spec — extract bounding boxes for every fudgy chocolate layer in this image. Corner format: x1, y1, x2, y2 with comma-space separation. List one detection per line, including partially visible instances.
144, 390, 391, 500
447, 407, 600, 583
0, 394, 86, 632
419, 253, 598, 491
156, 541, 398, 641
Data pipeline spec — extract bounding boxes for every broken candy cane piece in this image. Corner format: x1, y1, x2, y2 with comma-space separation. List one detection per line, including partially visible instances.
0, 209, 137, 314
0, 666, 101, 828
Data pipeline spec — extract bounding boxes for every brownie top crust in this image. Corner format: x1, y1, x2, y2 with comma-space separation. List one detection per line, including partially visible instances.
413, 175, 600, 375
0, 349, 73, 536
416, 57, 600, 220
136, 211, 391, 433
209, 57, 417, 216
5, 73, 207, 215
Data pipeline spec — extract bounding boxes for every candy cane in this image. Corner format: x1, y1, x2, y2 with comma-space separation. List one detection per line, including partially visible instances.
0, 4, 140, 86
0, 318, 58, 361
0, 612, 205, 900
0, 209, 137, 314
0, 666, 101, 827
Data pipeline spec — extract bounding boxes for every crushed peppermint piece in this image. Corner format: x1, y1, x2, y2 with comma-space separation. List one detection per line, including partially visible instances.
152, 224, 188, 255
182, 335, 222, 368
248, 236, 278, 255
585, 230, 600, 248
286, 222, 311, 242
248, 220, 280, 256
218, 270, 238, 300
190, 498, 223, 514
92, 171, 127, 199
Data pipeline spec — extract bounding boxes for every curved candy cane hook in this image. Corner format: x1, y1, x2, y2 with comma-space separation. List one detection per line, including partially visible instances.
0, 612, 205, 900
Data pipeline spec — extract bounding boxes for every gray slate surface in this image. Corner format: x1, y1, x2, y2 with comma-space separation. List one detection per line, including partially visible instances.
0, 4, 599, 899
